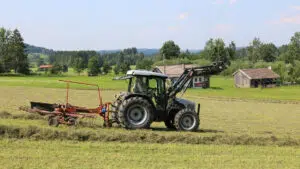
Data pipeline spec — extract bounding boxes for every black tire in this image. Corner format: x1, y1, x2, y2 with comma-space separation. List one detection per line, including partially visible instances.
118, 97, 153, 129
111, 101, 120, 124
174, 109, 199, 131
48, 116, 60, 127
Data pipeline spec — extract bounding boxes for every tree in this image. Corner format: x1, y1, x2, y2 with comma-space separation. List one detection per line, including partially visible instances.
87, 56, 100, 76
203, 38, 230, 65
50, 62, 62, 74
285, 32, 300, 63
62, 65, 68, 72
37, 57, 45, 67
247, 38, 262, 63
260, 43, 278, 62
9, 29, 29, 74
113, 65, 120, 75
102, 62, 111, 74
227, 41, 236, 60
0, 61, 4, 73
73, 57, 85, 75
120, 62, 130, 74
136, 59, 154, 70
160, 40, 180, 59
289, 60, 300, 83
179, 49, 191, 58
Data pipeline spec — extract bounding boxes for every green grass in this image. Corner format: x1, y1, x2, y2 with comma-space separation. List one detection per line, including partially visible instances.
1, 75, 300, 101
0, 75, 128, 90
0, 139, 299, 169
186, 77, 300, 101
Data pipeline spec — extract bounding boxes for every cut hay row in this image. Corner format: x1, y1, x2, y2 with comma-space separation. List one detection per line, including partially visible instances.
0, 124, 299, 146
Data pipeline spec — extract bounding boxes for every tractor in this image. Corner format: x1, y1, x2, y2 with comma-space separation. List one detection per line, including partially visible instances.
111, 61, 225, 131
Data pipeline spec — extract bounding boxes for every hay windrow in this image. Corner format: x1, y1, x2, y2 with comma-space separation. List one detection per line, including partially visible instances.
0, 124, 299, 146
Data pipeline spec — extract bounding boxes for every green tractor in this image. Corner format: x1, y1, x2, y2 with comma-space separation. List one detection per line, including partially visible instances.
112, 62, 225, 131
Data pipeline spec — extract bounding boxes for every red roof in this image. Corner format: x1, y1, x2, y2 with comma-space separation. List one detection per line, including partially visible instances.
39, 65, 53, 69
236, 68, 280, 79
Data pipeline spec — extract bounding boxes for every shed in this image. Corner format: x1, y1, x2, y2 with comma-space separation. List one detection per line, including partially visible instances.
154, 64, 210, 88
233, 68, 280, 88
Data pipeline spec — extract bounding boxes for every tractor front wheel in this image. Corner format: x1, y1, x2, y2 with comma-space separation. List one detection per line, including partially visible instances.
174, 109, 199, 131
119, 97, 153, 129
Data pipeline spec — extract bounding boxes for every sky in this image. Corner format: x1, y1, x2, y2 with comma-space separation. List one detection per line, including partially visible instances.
0, 0, 299, 50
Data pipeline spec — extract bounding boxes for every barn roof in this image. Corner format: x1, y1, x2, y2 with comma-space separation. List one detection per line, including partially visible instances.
155, 64, 197, 77
39, 64, 53, 69
233, 68, 280, 80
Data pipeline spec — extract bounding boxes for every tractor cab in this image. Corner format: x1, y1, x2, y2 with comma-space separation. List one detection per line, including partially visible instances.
126, 70, 168, 112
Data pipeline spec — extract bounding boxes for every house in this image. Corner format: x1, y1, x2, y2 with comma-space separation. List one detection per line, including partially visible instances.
39, 64, 53, 71
154, 64, 210, 88
233, 68, 280, 88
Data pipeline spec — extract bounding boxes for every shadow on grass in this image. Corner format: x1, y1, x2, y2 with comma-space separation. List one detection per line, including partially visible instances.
209, 87, 224, 90
151, 127, 224, 133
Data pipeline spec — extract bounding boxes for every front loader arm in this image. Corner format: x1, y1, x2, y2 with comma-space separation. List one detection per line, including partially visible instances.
167, 61, 226, 98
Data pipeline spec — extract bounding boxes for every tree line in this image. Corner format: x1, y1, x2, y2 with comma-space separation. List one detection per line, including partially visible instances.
47, 47, 146, 75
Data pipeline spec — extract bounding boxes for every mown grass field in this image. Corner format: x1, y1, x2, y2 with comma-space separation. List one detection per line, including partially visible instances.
0, 76, 300, 168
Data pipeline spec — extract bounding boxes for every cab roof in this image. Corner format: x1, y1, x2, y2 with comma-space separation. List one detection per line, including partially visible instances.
126, 70, 168, 78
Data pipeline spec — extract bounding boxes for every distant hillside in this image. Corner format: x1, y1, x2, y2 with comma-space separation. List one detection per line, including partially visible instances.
98, 49, 201, 56
25, 44, 55, 55
137, 49, 159, 56
25, 44, 203, 56
98, 48, 160, 56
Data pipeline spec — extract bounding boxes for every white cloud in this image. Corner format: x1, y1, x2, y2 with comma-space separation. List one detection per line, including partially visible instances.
178, 12, 189, 20
291, 6, 300, 11
270, 14, 300, 25
280, 15, 300, 24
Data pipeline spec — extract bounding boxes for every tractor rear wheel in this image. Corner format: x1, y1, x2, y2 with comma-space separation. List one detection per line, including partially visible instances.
118, 97, 153, 129
111, 101, 120, 124
174, 109, 199, 131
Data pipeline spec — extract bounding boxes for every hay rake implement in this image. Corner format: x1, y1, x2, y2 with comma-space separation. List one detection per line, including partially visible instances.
20, 80, 113, 127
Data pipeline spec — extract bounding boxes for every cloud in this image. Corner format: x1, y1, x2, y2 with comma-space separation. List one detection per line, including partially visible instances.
178, 12, 188, 20
291, 5, 300, 11
280, 15, 300, 24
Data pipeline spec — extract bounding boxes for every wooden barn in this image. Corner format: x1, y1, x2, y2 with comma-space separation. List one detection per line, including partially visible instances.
233, 68, 280, 88
154, 64, 210, 88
